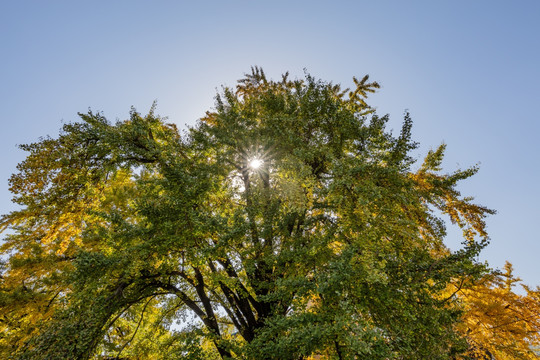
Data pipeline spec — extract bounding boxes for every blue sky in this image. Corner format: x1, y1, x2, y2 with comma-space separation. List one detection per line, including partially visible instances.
1, 1, 539, 286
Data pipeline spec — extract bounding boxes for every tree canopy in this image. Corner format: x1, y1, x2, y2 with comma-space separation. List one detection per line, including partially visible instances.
1, 67, 538, 359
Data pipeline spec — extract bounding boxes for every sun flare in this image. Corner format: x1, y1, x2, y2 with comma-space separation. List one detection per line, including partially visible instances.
249, 158, 263, 169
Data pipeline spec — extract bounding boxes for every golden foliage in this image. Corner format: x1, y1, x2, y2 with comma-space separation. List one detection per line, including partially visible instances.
457, 262, 540, 359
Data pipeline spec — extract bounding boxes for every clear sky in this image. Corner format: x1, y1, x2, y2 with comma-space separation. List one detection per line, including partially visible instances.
1, 1, 539, 286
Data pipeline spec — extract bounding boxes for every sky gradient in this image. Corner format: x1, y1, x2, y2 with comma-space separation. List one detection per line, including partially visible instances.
1, 1, 539, 286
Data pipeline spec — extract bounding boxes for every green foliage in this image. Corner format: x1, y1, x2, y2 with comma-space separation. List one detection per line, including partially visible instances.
0, 68, 502, 359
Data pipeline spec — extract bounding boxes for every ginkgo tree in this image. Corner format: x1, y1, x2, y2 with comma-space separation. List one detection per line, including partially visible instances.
0, 67, 535, 359
454, 262, 540, 359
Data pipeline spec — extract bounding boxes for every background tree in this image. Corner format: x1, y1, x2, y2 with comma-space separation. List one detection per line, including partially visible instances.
454, 262, 540, 359
0, 68, 502, 359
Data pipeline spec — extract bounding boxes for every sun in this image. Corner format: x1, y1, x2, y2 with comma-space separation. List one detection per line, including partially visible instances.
249, 158, 263, 169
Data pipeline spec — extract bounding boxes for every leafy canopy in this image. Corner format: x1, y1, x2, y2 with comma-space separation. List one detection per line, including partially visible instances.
1, 67, 524, 359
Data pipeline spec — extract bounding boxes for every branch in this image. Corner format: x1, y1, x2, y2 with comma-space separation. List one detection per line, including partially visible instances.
160, 283, 207, 321
115, 295, 155, 358
217, 257, 261, 314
